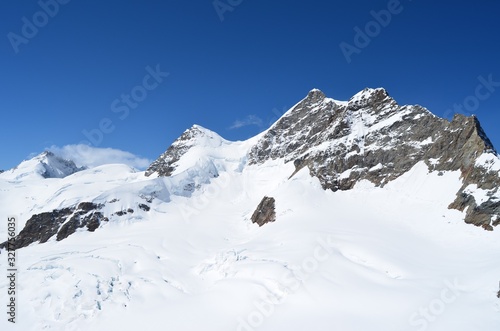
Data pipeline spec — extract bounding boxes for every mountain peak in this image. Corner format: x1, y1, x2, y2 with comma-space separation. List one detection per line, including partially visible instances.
300, 88, 327, 107
187, 124, 222, 140
145, 124, 227, 177
307, 88, 326, 99
454, 114, 497, 154
347, 87, 393, 111
1, 151, 83, 180
32, 151, 84, 179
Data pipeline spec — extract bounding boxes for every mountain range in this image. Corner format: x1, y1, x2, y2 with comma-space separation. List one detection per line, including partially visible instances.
1, 88, 499, 331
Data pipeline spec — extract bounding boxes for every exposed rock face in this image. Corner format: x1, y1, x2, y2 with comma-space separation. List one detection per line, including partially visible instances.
251, 196, 276, 226
114, 208, 134, 217
248, 88, 500, 229
0, 202, 108, 250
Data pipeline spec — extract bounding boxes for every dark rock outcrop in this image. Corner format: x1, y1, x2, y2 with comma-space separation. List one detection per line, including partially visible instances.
249, 88, 500, 230
114, 208, 134, 217
0, 202, 108, 250
251, 196, 276, 226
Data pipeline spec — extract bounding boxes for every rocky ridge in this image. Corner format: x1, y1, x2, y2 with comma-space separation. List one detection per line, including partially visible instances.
247, 88, 500, 229
146, 87, 500, 229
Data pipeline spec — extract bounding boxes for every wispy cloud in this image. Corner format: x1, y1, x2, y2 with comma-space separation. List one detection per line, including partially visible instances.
48, 144, 152, 170
229, 115, 264, 130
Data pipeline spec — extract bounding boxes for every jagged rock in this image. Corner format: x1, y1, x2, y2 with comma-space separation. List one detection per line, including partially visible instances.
0, 208, 74, 250
251, 196, 276, 226
249, 88, 500, 230
0, 202, 107, 250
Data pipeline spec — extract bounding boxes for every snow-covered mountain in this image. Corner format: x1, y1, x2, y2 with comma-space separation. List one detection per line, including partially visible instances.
148, 88, 500, 229
0, 151, 84, 181
1, 88, 500, 331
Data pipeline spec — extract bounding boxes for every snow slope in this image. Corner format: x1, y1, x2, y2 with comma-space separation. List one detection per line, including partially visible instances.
1, 147, 500, 331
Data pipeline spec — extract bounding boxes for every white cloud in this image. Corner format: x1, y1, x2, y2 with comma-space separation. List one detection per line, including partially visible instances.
229, 115, 263, 129
48, 144, 152, 170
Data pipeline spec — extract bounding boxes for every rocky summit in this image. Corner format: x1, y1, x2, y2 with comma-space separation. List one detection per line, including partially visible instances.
145, 126, 205, 177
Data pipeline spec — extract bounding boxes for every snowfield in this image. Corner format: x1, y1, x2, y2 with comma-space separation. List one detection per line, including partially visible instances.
1, 145, 500, 330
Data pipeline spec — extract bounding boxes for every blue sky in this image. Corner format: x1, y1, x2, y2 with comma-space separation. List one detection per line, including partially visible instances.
1, 0, 499, 170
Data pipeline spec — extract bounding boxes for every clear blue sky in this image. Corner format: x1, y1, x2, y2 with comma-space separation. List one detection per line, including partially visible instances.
1, 0, 499, 170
